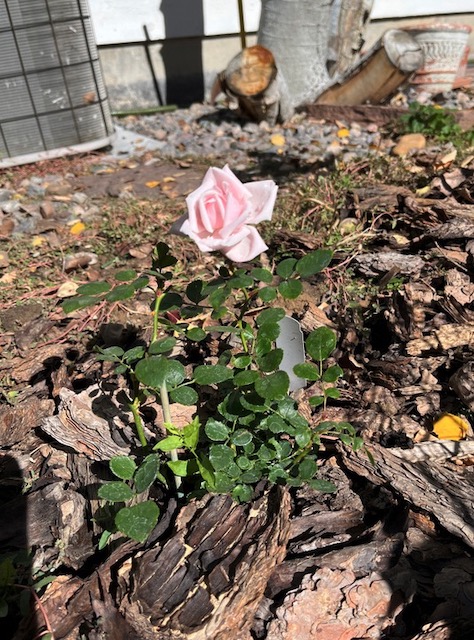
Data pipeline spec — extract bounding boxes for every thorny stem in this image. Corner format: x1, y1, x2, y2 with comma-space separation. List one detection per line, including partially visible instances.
160, 381, 182, 490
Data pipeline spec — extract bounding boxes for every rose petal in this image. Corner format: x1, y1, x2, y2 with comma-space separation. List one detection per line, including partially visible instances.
222, 226, 268, 262
245, 180, 278, 223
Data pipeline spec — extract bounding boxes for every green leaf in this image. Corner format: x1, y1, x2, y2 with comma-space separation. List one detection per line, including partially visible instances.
205, 419, 230, 441
207, 325, 240, 334
105, 283, 135, 302
209, 286, 229, 309
278, 278, 303, 300
296, 249, 332, 277
309, 478, 337, 493
186, 327, 206, 341
257, 322, 280, 341
132, 276, 149, 290
293, 362, 320, 380
161, 292, 183, 310
95, 345, 124, 361
164, 360, 186, 386
213, 471, 236, 493
76, 281, 111, 295
306, 326, 337, 362
231, 429, 253, 447
257, 348, 283, 373
322, 365, 343, 382
149, 336, 176, 354
255, 371, 289, 400
154, 435, 182, 452
115, 501, 159, 542
236, 455, 252, 470
240, 469, 262, 483
98, 530, 113, 551
229, 273, 253, 288
62, 295, 100, 313
325, 387, 341, 399
257, 444, 274, 461
98, 482, 134, 502
299, 457, 318, 480
295, 426, 311, 448
115, 269, 137, 281
276, 258, 297, 279
186, 279, 205, 303
209, 444, 235, 470
233, 354, 252, 368
256, 307, 286, 326
135, 455, 160, 493
123, 346, 146, 363
167, 459, 191, 476
183, 418, 200, 450
265, 415, 287, 433
110, 456, 137, 480
250, 267, 273, 283
232, 484, 254, 502
234, 370, 260, 387
135, 356, 185, 388
170, 386, 198, 405
154, 242, 177, 269
194, 364, 233, 385
309, 395, 324, 407
258, 286, 277, 302
197, 454, 215, 488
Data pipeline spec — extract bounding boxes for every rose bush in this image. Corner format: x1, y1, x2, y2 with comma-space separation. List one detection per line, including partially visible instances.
173, 165, 277, 262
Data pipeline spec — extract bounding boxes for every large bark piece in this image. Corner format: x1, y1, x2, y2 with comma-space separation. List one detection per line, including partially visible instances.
341, 443, 474, 548
40, 486, 290, 640
316, 29, 423, 106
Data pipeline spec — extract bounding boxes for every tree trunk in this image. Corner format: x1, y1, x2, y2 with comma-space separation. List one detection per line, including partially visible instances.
257, 0, 374, 111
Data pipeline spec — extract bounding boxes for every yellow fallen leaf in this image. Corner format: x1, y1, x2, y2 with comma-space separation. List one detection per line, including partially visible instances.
31, 236, 45, 247
163, 176, 176, 183
70, 221, 86, 235
145, 180, 160, 188
337, 128, 350, 138
270, 133, 285, 147
416, 186, 431, 196
432, 413, 469, 441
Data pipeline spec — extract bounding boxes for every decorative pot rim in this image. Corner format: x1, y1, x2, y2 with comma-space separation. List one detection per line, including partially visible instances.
404, 23, 472, 34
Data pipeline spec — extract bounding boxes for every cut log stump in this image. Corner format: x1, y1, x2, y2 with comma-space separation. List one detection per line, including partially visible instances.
40, 485, 290, 639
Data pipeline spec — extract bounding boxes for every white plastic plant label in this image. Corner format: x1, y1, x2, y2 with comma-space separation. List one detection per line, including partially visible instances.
277, 315, 306, 392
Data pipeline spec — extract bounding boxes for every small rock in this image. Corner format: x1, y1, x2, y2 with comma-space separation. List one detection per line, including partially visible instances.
63, 252, 99, 272
27, 183, 46, 197
1, 201, 20, 214
40, 201, 56, 219
0, 189, 13, 202
45, 178, 72, 196
392, 133, 426, 157
72, 192, 88, 205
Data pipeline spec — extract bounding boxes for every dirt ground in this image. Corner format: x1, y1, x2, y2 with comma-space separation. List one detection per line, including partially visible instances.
1, 107, 474, 640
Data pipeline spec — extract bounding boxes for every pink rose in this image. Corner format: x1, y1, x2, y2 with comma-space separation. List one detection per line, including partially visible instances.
172, 165, 277, 262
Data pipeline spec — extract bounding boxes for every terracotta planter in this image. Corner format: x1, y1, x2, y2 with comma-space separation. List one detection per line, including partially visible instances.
405, 23, 472, 94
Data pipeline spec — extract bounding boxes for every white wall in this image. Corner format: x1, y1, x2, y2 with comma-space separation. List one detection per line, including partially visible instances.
371, 0, 474, 19
88, 0, 261, 45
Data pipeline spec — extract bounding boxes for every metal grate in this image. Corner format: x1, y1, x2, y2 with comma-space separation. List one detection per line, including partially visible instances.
0, 0, 113, 166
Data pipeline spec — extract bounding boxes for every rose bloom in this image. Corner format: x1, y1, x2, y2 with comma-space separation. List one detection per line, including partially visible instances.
172, 165, 277, 262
